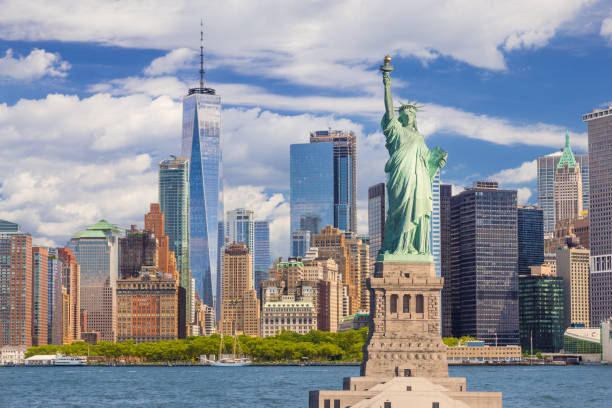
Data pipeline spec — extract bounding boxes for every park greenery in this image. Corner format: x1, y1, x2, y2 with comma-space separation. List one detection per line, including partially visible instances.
25, 328, 369, 363
442, 336, 476, 347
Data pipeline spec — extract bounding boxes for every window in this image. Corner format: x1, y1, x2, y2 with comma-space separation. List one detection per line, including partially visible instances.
403, 295, 410, 313
390, 294, 398, 313
404, 369, 411, 377
416, 295, 424, 313
334, 400, 340, 408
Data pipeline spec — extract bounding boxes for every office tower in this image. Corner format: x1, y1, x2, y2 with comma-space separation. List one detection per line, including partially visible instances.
69, 220, 122, 342
219, 244, 260, 336
583, 108, 612, 327
431, 171, 441, 278
32, 247, 48, 346
254, 220, 270, 297
116, 268, 180, 343
58, 248, 80, 342
440, 184, 452, 337
47, 248, 63, 345
347, 235, 370, 312
556, 246, 590, 328
290, 143, 334, 238
0, 229, 32, 347
368, 183, 385, 270
450, 181, 519, 345
519, 266, 564, 352
226, 208, 255, 279
546, 216, 590, 255
180, 31, 223, 309
269, 258, 304, 293
159, 157, 191, 322
291, 230, 311, 258
537, 135, 589, 235
554, 131, 583, 225
517, 206, 544, 276
145, 203, 178, 280
309, 130, 357, 232
119, 225, 158, 279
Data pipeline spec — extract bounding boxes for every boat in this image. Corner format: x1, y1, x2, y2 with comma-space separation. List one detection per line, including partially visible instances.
210, 332, 251, 366
54, 354, 87, 366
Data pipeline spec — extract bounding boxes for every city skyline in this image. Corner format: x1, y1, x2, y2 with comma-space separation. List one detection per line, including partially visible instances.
2, 3, 612, 259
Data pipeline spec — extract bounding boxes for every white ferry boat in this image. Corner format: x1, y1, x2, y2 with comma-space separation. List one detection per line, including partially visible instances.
54, 354, 87, 366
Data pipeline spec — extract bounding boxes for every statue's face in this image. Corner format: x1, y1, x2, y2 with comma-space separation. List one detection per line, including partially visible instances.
398, 109, 416, 127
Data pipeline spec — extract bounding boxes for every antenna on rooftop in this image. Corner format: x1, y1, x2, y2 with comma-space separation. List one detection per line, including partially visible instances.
200, 18, 205, 89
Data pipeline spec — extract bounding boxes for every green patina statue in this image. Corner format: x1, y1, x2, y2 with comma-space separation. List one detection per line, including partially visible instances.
377, 55, 447, 263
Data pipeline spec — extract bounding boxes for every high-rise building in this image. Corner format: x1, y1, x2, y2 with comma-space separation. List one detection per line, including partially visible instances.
431, 171, 441, 278
159, 157, 191, 323
145, 203, 178, 280
219, 244, 259, 336
116, 268, 181, 343
47, 248, 63, 345
0, 229, 32, 347
69, 220, 122, 342
181, 33, 223, 309
254, 220, 270, 297
119, 225, 158, 279
556, 246, 590, 328
290, 143, 334, 240
554, 131, 583, 226
226, 209, 255, 279
368, 183, 385, 270
440, 184, 452, 337
58, 248, 80, 343
545, 216, 590, 255
347, 235, 370, 312
291, 230, 311, 258
309, 130, 357, 232
519, 267, 564, 352
32, 247, 48, 346
583, 108, 612, 327
517, 206, 544, 277
450, 181, 519, 345
537, 138, 589, 235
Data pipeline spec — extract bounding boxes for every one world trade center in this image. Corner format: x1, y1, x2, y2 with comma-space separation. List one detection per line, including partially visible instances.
181, 24, 223, 310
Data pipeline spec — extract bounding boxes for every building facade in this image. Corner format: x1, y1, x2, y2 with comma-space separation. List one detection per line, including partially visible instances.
261, 299, 317, 337
32, 247, 48, 346
254, 220, 270, 298
119, 225, 158, 279
431, 171, 441, 278
440, 184, 453, 337
554, 131, 583, 225
519, 272, 564, 352
556, 246, 590, 328
226, 208, 255, 280
309, 130, 357, 233
517, 206, 544, 276
450, 182, 519, 345
367, 183, 385, 270
0, 230, 32, 347
290, 142, 334, 239
47, 248, 63, 345
58, 248, 80, 343
69, 220, 122, 342
219, 244, 259, 336
181, 81, 223, 309
145, 203, 178, 280
159, 157, 191, 323
291, 230, 311, 259
583, 108, 612, 327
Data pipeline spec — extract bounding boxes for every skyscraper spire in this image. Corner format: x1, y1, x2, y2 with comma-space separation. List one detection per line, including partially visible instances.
200, 19, 205, 89
558, 129, 577, 169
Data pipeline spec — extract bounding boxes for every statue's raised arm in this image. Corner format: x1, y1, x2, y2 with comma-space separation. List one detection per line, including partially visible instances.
380, 54, 395, 121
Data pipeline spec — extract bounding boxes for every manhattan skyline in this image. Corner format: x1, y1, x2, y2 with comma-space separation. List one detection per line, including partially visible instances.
2, 1, 612, 260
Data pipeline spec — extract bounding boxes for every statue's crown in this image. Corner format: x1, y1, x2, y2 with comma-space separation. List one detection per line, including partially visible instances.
396, 100, 423, 113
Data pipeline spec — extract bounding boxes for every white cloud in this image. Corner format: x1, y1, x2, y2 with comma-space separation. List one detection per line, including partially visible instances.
0, 0, 591, 89
490, 159, 537, 185
0, 48, 70, 80
144, 48, 197, 76
517, 187, 533, 204
601, 17, 612, 41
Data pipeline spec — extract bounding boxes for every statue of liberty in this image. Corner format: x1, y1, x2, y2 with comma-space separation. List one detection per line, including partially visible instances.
378, 55, 447, 262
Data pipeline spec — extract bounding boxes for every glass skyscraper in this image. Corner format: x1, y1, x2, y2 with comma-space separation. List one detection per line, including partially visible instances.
254, 221, 270, 298
440, 183, 452, 338
226, 209, 254, 280
367, 183, 385, 270
181, 85, 222, 309
290, 143, 334, 236
450, 181, 519, 345
159, 157, 190, 321
431, 171, 441, 278
517, 206, 544, 276
310, 130, 357, 232
291, 230, 311, 258
47, 248, 63, 345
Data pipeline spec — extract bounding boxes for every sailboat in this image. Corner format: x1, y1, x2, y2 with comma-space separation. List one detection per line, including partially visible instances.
211, 332, 251, 366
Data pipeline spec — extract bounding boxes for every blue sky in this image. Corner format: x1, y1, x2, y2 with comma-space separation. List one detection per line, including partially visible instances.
1, 0, 611, 257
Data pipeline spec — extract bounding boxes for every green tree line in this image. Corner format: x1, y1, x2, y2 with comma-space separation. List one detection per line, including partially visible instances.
25, 328, 369, 363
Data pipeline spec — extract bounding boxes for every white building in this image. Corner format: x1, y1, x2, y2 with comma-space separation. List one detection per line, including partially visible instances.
261, 299, 317, 337
0, 345, 28, 365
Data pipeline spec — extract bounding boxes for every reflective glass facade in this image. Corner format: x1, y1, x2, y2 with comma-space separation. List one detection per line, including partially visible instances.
291, 230, 311, 258
181, 92, 222, 308
450, 184, 519, 345
290, 143, 334, 236
519, 275, 564, 352
159, 158, 190, 321
517, 207, 544, 276
537, 153, 589, 234
226, 209, 255, 281
254, 220, 270, 298
440, 184, 452, 337
47, 248, 63, 345
368, 183, 385, 270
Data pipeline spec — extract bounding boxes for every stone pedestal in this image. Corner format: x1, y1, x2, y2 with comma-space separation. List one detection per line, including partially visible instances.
361, 261, 448, 378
